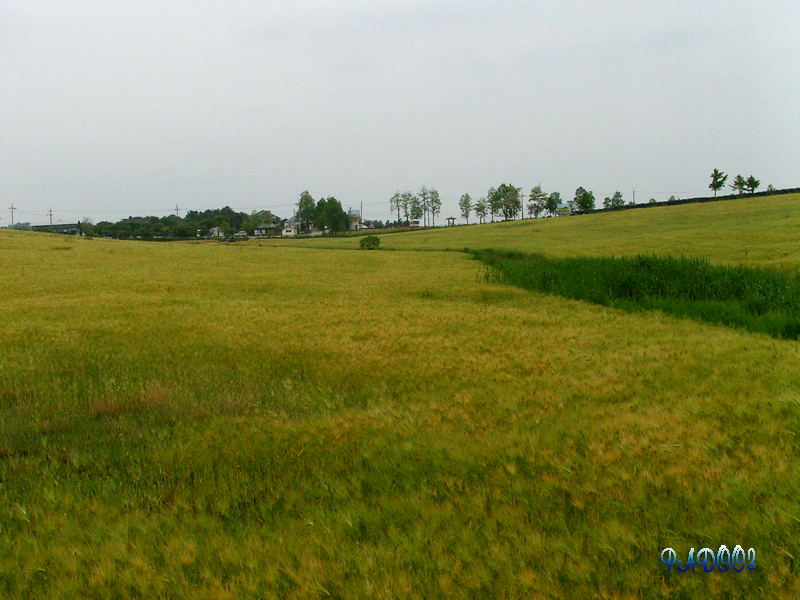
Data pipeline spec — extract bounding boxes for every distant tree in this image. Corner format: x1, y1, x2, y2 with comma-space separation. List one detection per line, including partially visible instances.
730, 175, 747, 194
490, 184, 522, 220
474, 198, 488, 224
709, 168, 728, 197
649, 198, 657, 204
528, 185, 547, 218
389, 192, 402, 223
409, 195, 423, 221
603, 191, 624, 209
459, 193, 473, 224
573, 187, 595, 213
319, 197, 348, 234
767, 184, 775, 192
505, 185, 522, 220
429, 188, 442, 227
400, 191, 415, 224
486, 187, 499, 222
546, 192, 561, 216
239, 210, 264, 235
79, 217, 95, 237
745, 176, 761, 194
418, 186, 430, 227
297, 190, 316, 231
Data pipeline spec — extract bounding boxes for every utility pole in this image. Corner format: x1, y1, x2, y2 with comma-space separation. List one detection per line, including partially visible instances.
48, 207, 53, 232
633, 189, 636, 204
9, 204, 14, 226
175, 204, 180, 218
360, 201, 363, 229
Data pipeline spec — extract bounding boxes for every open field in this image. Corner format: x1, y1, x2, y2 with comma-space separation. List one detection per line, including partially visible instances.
261, 193, 800, 270
1, 195, 800, 598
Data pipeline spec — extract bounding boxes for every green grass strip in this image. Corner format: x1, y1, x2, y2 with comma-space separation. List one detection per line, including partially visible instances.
471, 249, 800, 340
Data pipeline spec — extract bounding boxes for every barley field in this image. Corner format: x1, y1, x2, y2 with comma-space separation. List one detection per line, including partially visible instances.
1, 194, 799, 598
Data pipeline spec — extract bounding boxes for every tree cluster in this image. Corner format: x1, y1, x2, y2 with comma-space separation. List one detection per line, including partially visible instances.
296, 190, 351, 234
527, 186, 561, 218
92, 207, 279, 240
389, 187, 442, 226
710, 169, 760, 196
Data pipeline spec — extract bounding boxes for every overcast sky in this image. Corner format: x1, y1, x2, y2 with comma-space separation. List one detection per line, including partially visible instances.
2, 0, 798, 225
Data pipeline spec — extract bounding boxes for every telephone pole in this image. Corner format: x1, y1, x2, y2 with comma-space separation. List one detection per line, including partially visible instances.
175, 204, 180, 218
48, 207, 53, 232
9, 204, 14, 226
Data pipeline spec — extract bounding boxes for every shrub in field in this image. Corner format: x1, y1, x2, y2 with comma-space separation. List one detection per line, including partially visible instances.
359, 235, 380, 250
473, 250, 800, 340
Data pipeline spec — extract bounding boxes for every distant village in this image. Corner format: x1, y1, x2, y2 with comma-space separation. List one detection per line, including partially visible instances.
1, 206, 388, 240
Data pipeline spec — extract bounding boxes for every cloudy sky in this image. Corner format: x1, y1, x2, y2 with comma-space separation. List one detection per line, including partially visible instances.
1, 0, 798, 225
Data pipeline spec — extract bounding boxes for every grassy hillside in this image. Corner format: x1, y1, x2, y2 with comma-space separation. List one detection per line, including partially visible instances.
265, 193, 800, 270
1, 195, 799, 598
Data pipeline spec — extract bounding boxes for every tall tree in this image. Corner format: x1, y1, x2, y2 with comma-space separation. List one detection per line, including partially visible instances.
429, 188, 442, 227
528, 185, 547, 218
418, 186, 430, 227
486, 187, 499, 222
459, 193, 473, 224
492, 184, 521, 220
745, 175, 761, 194
474, 198, 488, 224
319, 197, 348, 234
409, 196, 423, 221
709, 168, 728, 197
574, 187, 595, 213
400, 191, 415, 224
389, 192, 401, 223
546, 192, 561, 216
529, 199, 544, 218
297, 190, 316, 231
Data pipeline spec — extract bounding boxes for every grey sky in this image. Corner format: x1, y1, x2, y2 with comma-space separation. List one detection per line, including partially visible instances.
2, 1, 798, 225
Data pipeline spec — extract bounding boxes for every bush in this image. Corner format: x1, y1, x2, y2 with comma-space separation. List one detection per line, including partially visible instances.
360, 235, 380, 250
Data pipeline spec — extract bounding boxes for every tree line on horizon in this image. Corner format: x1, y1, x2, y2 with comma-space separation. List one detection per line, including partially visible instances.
393, 184, 629, 225
86, 207, 281, 240
395, 169, 771, 227
11, 169, 774, 238
709, 169, 763, 197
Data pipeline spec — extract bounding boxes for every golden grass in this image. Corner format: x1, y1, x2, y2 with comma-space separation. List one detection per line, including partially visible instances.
1, 207, 799, 597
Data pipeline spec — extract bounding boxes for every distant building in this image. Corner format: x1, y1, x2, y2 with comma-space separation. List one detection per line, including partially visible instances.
253, 223, 281, 237
348, 208, 361, 232
31, 223, 79, 234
